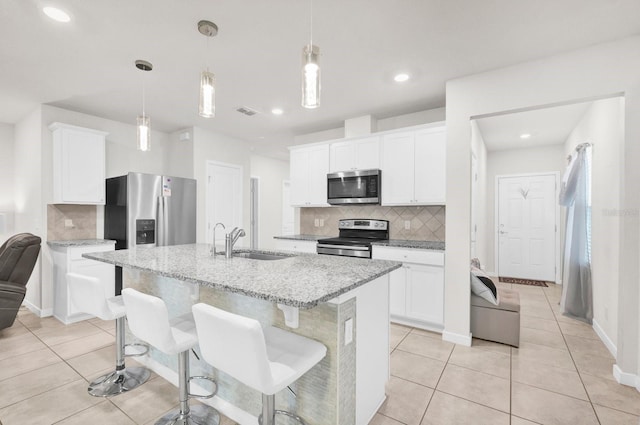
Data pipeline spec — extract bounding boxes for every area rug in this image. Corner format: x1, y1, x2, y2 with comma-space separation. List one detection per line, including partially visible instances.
499, 276, 549, 287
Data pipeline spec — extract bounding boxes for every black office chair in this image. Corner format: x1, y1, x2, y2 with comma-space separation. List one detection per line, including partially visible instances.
0, 233, 42, 331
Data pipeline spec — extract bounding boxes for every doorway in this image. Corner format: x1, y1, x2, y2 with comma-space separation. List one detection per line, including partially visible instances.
496, 173, 559, 282
206, 161, 243, 245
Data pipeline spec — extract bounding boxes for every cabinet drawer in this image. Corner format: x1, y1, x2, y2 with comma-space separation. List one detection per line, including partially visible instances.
67, 244, 114, 260
372, 246, 444, 266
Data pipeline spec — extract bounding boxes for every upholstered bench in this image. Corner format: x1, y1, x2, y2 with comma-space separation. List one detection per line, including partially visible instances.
470, 288, 520, 347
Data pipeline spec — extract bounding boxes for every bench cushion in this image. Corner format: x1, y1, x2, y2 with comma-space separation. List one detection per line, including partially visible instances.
471, 288, 520, 312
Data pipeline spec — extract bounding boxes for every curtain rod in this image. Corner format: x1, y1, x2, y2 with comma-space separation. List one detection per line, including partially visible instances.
566, 142, 592, 162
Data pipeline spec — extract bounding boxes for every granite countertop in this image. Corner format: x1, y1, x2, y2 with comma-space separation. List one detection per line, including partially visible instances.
273, 234, 324, 241
48, 239, 116, 247
372, 240, 445, 251
84, 244, 401, 309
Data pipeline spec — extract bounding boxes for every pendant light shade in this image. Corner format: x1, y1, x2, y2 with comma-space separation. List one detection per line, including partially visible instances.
199, 70, 215, 118
135, 59, 152, 152
302, 44, 320, 109
198, 20, 218, 118
137, 115, 150, 152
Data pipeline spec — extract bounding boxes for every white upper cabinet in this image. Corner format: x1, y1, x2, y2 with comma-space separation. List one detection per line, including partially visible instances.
381, 125, 446, 206
414, 127, 446, 203
329, 136, 380, 172
289, 144, 329, 207
50, 122, 108, 205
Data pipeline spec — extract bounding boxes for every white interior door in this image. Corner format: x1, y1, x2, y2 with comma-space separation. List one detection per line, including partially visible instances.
206, 161, 243, 245
497, 174, 557, 281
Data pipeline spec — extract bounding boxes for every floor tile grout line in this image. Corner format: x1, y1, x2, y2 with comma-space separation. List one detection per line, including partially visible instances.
12, 311, 165, 424
511, 413, 545, 425
416, 337, 457, 424
375, 411, 409, 425
0, 377, 87, 413
542, 283, 603, 425
433, 387, 511, 416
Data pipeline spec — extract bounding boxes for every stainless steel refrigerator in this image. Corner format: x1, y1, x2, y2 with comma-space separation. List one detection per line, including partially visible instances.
105, 172, 197, 290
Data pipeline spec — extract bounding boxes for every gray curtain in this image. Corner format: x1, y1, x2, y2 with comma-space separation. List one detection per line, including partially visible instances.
559, 145, 592, 324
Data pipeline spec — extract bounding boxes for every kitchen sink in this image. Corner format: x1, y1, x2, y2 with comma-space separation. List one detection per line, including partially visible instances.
234, 252, 291, 261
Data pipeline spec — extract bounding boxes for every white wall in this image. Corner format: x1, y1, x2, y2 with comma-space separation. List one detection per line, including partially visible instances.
249, 155, 290, 250
376, 107, 446, 132
192, 127, 252, 245
444, 35, 640, 387
483, 144, 566, 274
167, 129, 194, 179
0, 123, 14, 244
563, 97, 624, 350
291, 107, 447, 146
13, 107, 44, 312
470, 121, 488, 267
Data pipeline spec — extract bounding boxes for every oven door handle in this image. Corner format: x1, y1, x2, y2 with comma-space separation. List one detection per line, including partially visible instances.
316, 243, 370, 251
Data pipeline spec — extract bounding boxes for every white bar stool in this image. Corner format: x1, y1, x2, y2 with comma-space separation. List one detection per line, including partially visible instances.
67, 273, 151, 397
191, 303, 327, 425
122, 288, 220, 425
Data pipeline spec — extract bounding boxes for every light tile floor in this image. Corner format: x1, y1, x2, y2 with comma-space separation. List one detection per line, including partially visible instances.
1, 283, 639, 424
377, 283, 640, 425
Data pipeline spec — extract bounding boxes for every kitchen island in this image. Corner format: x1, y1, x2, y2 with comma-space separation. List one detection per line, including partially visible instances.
84, 244, 401, 425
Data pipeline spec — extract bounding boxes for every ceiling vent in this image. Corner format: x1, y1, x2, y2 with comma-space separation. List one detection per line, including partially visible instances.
236, 106, 259, 116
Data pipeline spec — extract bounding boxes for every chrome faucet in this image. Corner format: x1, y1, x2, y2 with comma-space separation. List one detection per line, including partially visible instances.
225, 227, 246, 259
211, 222, 226, 256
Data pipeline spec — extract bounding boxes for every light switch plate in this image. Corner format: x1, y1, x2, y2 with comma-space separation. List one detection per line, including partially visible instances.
319, 219, 324, 227
404, 220, 410, 230
64, 219, 73, 228
314, 219, 319, 227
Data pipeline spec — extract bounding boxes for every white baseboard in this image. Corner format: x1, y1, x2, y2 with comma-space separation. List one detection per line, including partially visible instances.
442, 330, 472, 346
613, 365, 640, 392
135, 355, 258, 425
592, 319, 617, 358
22, 300, 53, 318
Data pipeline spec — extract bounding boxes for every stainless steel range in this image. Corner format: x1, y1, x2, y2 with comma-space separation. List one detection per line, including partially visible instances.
316, 219, 389, 258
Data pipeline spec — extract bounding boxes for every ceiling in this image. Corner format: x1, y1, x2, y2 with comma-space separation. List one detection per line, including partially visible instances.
475, 102, 593, 151
2, 1, 640, 160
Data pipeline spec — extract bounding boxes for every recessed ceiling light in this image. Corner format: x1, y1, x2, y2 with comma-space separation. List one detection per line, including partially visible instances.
394, 73, 410, 83
271, 108, 284, 115
43, 6, 71, 23
520, 133, 532, 139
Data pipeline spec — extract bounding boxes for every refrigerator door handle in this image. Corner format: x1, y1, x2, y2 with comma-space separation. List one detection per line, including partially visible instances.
157, 196, 169, 246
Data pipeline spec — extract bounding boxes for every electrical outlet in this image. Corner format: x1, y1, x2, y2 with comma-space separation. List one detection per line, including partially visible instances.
404, 220, 410, 230
64, 219, 73, 228
314, 219, 319, 227
319, 219, 324, 227
344, 318, 353, 345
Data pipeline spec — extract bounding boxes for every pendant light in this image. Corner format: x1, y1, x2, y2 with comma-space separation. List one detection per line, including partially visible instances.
135, 60, 152, 152
302, 0, 320, 109
198, 20, 218, 118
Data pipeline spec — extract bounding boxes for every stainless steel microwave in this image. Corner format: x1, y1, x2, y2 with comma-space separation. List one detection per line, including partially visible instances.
327, 169, 381, 205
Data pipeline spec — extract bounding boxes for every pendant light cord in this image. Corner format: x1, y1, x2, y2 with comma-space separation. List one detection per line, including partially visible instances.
309, 0, 313, 47
141, 72, 146, 118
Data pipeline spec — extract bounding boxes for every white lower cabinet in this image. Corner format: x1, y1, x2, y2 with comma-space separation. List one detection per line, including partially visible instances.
373, 246, 444, 331
51, 243, 115, 324
274, 239, 317, 254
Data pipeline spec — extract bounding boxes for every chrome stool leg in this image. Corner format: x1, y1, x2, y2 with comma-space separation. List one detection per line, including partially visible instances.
258, 393, 308, 425
88, 316, 151, 397
155, 350, 219, 425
